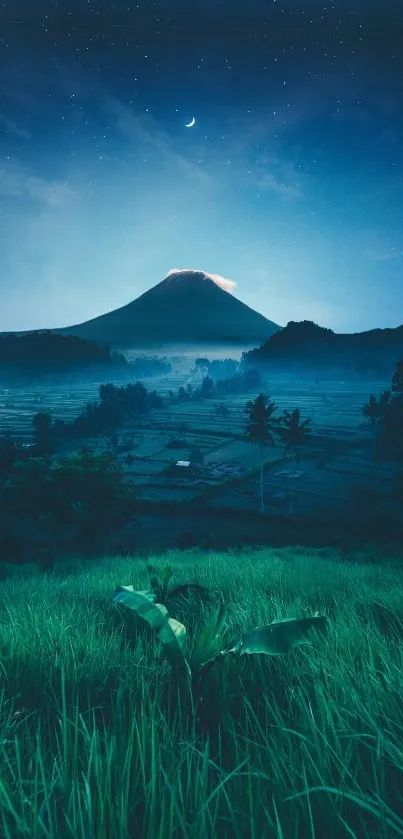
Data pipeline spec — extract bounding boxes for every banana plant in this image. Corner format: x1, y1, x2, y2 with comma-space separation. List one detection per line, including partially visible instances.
113, 586, 191, 676
145, 563, 214, 608
113, 585, 327, 680
224, 613, 327, 656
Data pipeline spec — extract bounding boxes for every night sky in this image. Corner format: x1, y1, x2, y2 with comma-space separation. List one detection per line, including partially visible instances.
1, 0, 403, 334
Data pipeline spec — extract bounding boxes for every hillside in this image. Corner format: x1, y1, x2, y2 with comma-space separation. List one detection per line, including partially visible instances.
244, 319, 403, 376
52, 270, 280, 348
0, 332, 128, 384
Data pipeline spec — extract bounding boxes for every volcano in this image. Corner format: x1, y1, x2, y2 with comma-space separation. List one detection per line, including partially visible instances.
55, 270, 280, 348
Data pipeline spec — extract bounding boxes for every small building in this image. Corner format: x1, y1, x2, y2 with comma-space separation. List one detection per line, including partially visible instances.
175, 460, 201, 477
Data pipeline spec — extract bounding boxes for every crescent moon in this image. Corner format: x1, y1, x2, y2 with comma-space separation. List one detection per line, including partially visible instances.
185, 117, 196, 128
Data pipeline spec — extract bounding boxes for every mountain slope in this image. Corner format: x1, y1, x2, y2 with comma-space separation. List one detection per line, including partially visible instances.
54, 270, 280, 347
244, 320, 403, 376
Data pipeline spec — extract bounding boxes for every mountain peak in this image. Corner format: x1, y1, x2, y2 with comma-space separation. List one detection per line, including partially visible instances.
164, 269, 210, 284
52, 269, 280, 347
164, 268, 237, 293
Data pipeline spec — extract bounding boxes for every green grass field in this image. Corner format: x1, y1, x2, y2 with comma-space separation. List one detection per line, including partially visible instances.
0, 547, 402, 838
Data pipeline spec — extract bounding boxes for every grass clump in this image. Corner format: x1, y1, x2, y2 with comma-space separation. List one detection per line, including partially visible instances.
0, 547, 402, 837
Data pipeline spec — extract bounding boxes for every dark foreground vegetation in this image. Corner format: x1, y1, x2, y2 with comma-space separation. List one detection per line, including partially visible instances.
0, 548, 402, 838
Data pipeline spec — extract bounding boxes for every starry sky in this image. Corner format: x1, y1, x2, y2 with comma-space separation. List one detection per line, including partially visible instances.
1, 0, 403, 334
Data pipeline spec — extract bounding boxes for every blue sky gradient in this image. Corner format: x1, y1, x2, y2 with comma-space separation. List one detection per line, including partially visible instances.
1, 0, 402, 333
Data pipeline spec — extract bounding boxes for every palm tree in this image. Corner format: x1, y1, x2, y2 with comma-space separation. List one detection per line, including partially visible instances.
244, 393, 279, 513
32, 411, 53, 454
392, 360, 403, 395
362, 390, 391, 454
276, 408, 312, 463
378, 394, 403, 473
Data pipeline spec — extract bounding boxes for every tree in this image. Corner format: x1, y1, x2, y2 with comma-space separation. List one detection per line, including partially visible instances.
51, 450, 135, 547
376, 362, 403, 469
201, 376, 215, 398
276, 408, 312, 463
378, 395, 403, 470
5, 449, 136, 552
244, 393, 279, 513
0, 432, 18, 478
32, 411, 53, 454
146, 390, 164, 410
362, 390, 391, 455
52, 418, 70, 444
243, 368, 261, 389
99, 383, 121, 404
194, 358, 210, 372
392, 360, 403, 394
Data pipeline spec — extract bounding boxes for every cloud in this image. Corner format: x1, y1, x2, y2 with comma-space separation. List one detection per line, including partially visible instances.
103, 97, 211, 187
0, 113, 32, 140
208, 272, 237, 292
166, 268, 237, 292
255, 170, 303, 200
0, 159, 76, 206
104, 96, 304, 202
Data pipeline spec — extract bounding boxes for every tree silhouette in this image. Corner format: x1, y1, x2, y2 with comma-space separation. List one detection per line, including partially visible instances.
276, 408, 312, 463
244, 393, 279, 513
5, 449, 135, 551
376, 362, 403, 469
178, 386, 188, 402
362, 390, 391, 455
378, 395, 403, 470
0, 433, 18, 478
201, 376, 215, 397
32, 411, 53, 454
391, 360, 403, 394
363, 395, 380, 430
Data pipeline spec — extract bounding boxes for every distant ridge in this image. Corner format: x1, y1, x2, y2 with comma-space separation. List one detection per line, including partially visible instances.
244, 320, 403, 376
47, 269, 281, 348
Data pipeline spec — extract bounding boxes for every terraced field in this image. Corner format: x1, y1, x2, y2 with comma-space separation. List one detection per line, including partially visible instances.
0, 372, 388, 444
150, 378, 389, 442
0, 368, 394, 519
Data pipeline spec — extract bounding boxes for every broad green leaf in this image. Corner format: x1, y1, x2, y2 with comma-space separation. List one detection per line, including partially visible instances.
234, 615, 327, 656
161, 564, 174, 587
114, 585, 156, 602
167, 617, 187, 649
192, 603, 227, 670
113, 587, 190, 674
